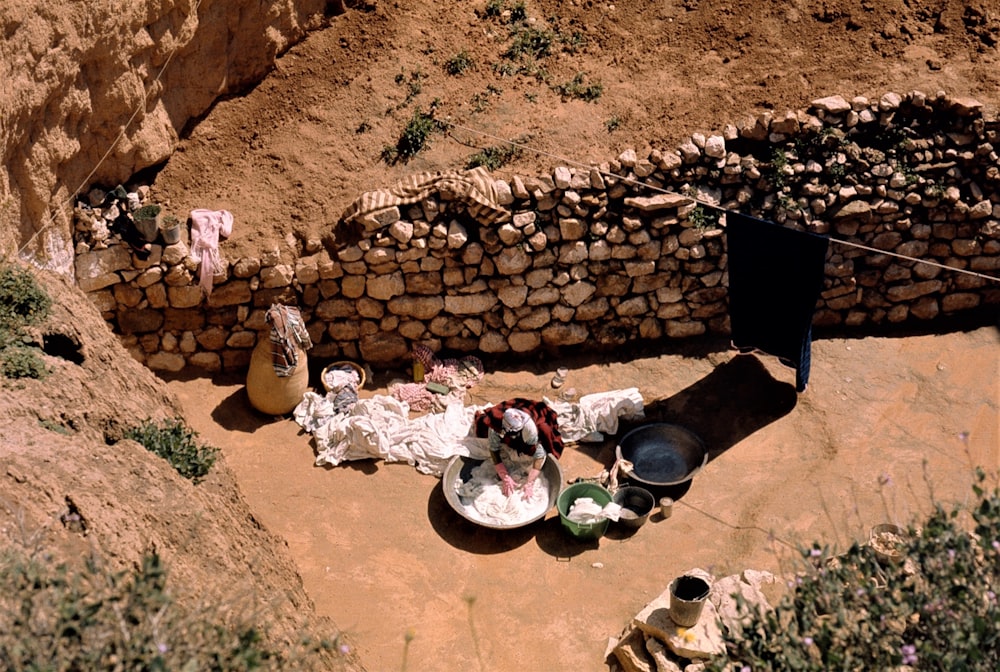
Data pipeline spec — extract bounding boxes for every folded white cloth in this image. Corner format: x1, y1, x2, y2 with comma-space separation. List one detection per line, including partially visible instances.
567, 497, 622, 523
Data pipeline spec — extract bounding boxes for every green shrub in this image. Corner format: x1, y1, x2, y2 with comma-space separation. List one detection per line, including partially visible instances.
0, 260, 51, 381
445, 51, 474, 75
0, 548, 340, 670
1, 345, 48, 380
504, 26, 554, 60
133, 204, 161, 220
552, 72, 603, 101
0, 260, 51, 332
706, 472, 1000, 671
768, 147, 790, 189
124, 418, 219, 484
688, 204, 721, 231
508, 0, 527, 22
381, 105, 441, 164
466, 142, 523, 170
483, 0, 505, 19
470, 85, 504, 113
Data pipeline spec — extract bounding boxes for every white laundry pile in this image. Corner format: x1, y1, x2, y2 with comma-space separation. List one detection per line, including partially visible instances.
567, 497, 623, 524
323, 366, 361, 391
545, 387, 645, 442
453, 458, 550, 526
292, 388, 646, 477
294, 394, 488, 476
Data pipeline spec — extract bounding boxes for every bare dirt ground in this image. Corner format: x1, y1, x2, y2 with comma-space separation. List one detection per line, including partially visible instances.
150, 0, 1000, 260
165, 325, 998, 671
147, 1, 1000, 669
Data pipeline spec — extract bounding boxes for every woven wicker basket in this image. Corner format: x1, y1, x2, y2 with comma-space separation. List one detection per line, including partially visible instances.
321, 361, 366, 392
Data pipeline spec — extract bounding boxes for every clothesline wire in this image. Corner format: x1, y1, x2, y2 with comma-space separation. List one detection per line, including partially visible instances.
442, 119, 1000, 284
16, 0, 206, 259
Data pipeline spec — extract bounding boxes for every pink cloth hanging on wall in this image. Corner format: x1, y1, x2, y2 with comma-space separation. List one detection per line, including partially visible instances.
189, 209, 233, 295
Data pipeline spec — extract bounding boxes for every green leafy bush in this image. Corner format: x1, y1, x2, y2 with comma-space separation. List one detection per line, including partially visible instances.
124, 418, 219, 484
466, 142, 523, 170
482, 0, 505, 19
706, 472, 1000, 671
0, 548, 341, 670
133, 204, 161, 220
1, 345, 48, 380
0, 260, 52, 380
381, 105, 441, 164
445, 51, 474, 75
552, 72, 603, 101
688, 204, 721, 231
504, 26, 554, 60
0, 259, 51, 333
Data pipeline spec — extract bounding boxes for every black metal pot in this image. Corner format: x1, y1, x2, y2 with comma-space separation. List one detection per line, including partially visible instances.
615, 423, 707, 486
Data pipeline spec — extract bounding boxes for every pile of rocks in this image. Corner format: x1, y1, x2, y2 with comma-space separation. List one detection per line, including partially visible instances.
607, 568, 778, 672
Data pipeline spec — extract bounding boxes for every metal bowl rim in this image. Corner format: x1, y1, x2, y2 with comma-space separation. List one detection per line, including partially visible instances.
442, 454, 564, 530
615, 422, 707, 486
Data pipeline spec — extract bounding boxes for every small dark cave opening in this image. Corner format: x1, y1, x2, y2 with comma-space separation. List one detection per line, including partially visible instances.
42, 332, 84, 365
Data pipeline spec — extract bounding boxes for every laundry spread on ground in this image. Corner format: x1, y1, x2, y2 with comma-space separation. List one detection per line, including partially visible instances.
453, 457, 551, 526
292, 388, 646, 477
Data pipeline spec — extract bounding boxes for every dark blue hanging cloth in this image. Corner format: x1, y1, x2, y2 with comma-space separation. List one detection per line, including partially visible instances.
726, 212, 829, 392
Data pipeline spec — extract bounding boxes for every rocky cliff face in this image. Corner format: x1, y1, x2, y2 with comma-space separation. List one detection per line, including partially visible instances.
0, 0, 339, 269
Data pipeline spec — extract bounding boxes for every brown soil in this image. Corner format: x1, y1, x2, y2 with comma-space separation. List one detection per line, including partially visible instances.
147, 1, 1000, 670
9, 2, 998, 671
150, 0, 1000, 261
164, 324, 998, 671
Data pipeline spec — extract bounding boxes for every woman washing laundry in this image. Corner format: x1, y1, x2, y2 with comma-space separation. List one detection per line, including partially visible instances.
474, 399, 564, 499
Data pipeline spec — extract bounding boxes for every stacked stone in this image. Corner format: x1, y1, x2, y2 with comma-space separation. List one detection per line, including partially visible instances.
73, 91, 999, 372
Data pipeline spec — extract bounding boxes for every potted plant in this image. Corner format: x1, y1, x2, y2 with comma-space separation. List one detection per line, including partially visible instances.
132, 204, 162, 243
159, 214, 183, 245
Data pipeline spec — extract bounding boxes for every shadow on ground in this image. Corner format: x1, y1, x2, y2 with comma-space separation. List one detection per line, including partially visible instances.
625, 354, 798, 462
426, 483, 538, 554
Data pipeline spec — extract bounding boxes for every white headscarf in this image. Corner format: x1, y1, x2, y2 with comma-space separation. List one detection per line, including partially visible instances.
502, 408, 530, 433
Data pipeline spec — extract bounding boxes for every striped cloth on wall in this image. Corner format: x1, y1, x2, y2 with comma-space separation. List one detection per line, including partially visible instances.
338, 166, 510, 229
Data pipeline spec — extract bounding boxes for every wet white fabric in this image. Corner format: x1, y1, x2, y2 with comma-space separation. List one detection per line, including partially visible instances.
567, 497, 622, 523
544, 387, 645, 442
453, 458, 550, 526
293, 388, 646, 477
296, 395, 488, 476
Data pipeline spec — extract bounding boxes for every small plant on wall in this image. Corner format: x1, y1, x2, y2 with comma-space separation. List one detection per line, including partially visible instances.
688, 204, 720, 231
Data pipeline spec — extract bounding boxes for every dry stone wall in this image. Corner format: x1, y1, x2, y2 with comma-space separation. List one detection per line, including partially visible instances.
73, 90, 1000, 373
